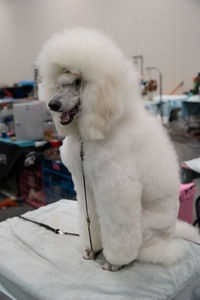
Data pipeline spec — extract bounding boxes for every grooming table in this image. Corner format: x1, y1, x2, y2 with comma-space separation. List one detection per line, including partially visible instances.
145, 95, 188, 123
0, 200, 200, 300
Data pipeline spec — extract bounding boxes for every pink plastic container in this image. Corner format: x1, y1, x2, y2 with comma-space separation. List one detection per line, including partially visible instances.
178, 183, 196, 224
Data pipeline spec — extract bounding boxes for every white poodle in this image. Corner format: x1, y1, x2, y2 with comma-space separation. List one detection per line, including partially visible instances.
37, 27, 200, 271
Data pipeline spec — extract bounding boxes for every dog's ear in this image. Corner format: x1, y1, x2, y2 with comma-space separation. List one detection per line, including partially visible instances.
79, 76, 125, 140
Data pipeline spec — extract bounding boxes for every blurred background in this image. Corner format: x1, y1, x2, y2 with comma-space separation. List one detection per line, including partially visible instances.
0, 0, 200, 230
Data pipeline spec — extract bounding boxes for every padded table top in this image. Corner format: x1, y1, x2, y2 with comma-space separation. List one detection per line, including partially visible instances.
0, 200, 200, 300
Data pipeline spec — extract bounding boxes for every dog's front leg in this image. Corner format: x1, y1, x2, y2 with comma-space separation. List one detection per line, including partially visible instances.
102, 262, 124, 272
60, 137, 102, 257
77, 184, 102, 256
93, 168, 143, 271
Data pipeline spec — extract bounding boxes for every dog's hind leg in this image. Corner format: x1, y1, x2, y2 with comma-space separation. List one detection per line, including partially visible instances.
138, 239, 185, 266
138, 208, 185, 265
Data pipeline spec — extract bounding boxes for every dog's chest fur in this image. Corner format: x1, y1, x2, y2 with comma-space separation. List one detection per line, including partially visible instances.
83, 141, 107, 185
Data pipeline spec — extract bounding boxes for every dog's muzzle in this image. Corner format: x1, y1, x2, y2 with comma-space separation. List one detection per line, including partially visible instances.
48, 99, 80, 125
60, 103, 80, 125
48, 85, 80, 125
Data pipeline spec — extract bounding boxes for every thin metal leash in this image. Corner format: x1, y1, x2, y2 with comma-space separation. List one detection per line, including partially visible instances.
18, 215, 79, 236
80, 141, 95, 259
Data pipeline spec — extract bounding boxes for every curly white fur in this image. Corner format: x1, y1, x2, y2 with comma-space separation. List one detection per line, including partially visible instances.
37, 27, 200, 269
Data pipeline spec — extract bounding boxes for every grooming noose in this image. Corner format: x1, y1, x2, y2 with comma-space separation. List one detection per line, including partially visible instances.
80, 141, 95, 259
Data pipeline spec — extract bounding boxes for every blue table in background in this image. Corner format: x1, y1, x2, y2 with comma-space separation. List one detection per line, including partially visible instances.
145, 95, 188, 122
0, 137, 35, 148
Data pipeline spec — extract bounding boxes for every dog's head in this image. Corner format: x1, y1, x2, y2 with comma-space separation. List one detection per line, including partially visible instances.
37, 28, 137, 140
48, 71, 82, 126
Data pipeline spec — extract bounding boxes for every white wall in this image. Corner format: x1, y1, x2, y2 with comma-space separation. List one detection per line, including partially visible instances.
0, 0, 22, 85
0, 0, 200, 93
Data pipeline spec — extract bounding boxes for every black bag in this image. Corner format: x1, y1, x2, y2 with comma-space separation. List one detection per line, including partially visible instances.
0, 141, 51, 182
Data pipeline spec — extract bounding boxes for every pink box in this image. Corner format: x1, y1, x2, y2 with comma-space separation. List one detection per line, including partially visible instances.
178, 183, 196, 224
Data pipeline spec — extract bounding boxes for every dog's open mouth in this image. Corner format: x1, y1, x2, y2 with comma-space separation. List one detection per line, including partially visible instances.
60, 103, 80, 125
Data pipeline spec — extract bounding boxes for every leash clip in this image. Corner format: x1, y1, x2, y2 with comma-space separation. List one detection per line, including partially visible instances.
55, 229, 65, 235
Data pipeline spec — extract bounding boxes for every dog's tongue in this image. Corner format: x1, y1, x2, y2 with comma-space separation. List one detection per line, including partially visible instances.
60, 112, 70, 123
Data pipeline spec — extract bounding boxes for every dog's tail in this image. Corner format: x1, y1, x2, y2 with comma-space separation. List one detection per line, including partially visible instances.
173, 219, 200, 244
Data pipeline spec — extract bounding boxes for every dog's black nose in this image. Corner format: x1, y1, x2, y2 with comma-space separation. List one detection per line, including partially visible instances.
48, 100, 61, 112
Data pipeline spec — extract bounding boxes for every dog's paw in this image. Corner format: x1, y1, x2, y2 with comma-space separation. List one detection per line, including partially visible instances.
83, 248, 95, 260
102, 262, 124, 272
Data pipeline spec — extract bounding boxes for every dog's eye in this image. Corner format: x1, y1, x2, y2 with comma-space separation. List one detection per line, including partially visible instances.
74, 78, 82, 87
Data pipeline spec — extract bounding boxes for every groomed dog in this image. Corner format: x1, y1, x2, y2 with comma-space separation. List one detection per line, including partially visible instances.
37, 27, 200, 271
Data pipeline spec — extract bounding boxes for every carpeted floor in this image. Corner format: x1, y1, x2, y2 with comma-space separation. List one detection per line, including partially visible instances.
0, 200, 34, 222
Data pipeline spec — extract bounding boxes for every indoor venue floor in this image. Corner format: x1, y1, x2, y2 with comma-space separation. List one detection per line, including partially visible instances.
0, 200, 33, 222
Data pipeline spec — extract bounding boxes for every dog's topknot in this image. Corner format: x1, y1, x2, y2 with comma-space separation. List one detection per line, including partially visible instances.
37, 27, 140, 139
37, 27, 134, 82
